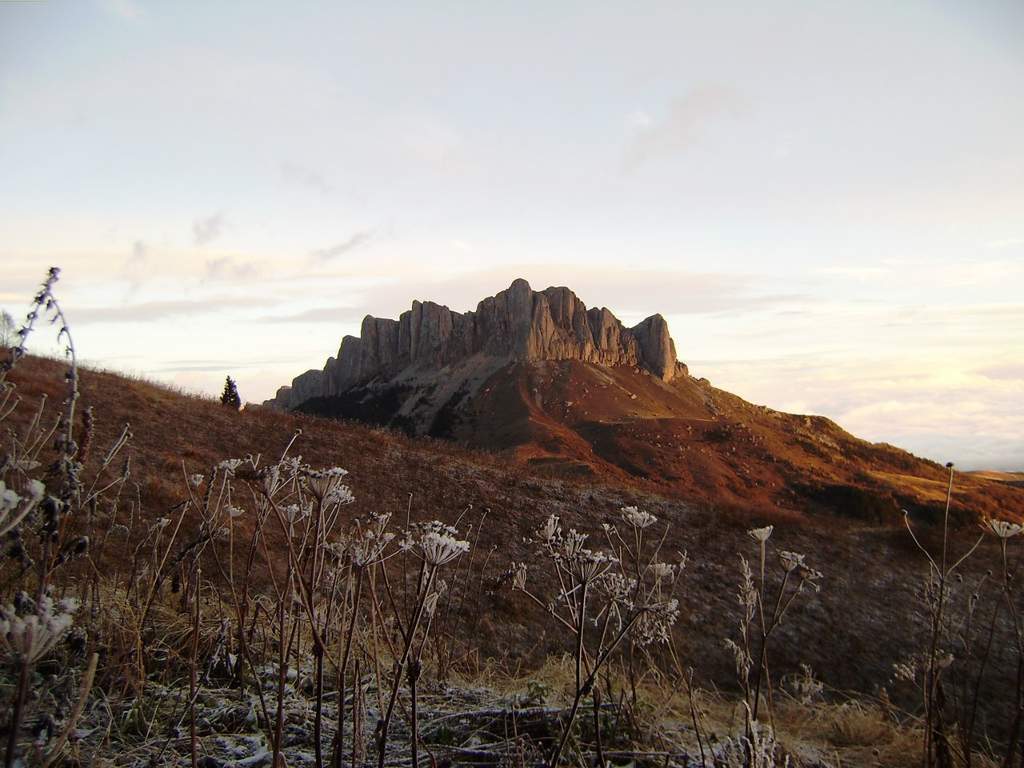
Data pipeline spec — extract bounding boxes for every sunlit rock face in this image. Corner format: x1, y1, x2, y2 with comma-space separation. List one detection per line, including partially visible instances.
263, 278, 683, 409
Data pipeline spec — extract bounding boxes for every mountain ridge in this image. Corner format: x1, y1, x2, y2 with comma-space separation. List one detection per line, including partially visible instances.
265, 278, 684, 410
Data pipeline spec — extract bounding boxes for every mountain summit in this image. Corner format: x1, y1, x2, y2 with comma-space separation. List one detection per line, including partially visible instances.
264, 279, 1015, 521
265, 278, 685, 410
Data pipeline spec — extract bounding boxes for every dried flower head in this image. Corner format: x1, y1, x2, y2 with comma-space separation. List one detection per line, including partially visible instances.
0, 595, 78, 663
302, 466, 351, 500
748, 525, 774, 543
217, 458, 244, 475
621, 506, 657, 529
406, 521, 469, 566
651, 562, 676, 581
537, 514, 561, 543
778, 550, 805, 572
984, 518, 1023, 539
511, 562, 528, 591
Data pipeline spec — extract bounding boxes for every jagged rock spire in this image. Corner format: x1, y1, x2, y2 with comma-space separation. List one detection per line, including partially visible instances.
266, 279, 683, 409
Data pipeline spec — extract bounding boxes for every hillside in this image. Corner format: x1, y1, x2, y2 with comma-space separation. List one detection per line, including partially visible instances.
265, 279, 1023, 524
6, 354, 1019, 700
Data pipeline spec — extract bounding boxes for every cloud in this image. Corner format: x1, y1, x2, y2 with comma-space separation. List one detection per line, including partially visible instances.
279, 162, 333, 194
310, 230, 375, 261
153, 357, 305, 373
258, 306, 363, 324
623, 86, 743, 170
71, 296, 265, 323
205, 256, 258, 281
193, 212, 226, 246
976, 362, 1024, 381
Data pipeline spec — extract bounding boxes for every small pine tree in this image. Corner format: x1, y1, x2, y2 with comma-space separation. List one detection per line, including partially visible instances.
220, 375, 241, 410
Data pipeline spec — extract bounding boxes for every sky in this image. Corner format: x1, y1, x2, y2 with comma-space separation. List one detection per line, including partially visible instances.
1, 0, 1022, 470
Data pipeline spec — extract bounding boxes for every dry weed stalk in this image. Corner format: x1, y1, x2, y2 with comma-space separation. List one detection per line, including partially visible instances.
511, 506, 682, 766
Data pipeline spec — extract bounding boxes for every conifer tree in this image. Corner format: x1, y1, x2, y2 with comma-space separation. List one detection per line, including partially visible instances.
220, 375, 241, 410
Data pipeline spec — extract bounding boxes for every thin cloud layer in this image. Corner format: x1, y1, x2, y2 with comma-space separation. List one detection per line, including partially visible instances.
193, 213, 226, 246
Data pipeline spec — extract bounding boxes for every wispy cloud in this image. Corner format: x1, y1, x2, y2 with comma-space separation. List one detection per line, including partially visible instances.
204, 256, 258, 281
310, 230, 375, 261
193, 212, 226, 246
279, 162, 333, 194
258, 306, 362, 324
623, 86, 743, 170
71, 296, 264, 323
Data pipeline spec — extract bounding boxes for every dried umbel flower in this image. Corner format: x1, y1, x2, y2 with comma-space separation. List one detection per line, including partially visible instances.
797, 564, 824, 587
351, 525, 395, 567
511, 562, 528, 591
217, 458, 244, 475
651, 561, 676, 581
778, 550, 805, 572
323, 485, 355, 506
406, 521, 469, 566
748, 525, 774, 543
188, 473, 205, 489
0, 595, 78, 663
537, 514, 561, 544
570, 548, 617, 583
225, 505, 245, 519
302, 466, 350, 500
621, 506, 657, 529
283, 503, 311, 524
984, 518, 1023, 539
634, 597, 680, 646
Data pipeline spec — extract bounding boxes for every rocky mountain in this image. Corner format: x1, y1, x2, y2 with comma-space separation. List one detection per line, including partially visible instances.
264, 279, 684, 411
264, 279, 1024, 522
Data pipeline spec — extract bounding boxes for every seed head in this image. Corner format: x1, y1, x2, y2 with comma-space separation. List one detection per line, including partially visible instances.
621, 506, 657, 529
984, 518, 1023, 539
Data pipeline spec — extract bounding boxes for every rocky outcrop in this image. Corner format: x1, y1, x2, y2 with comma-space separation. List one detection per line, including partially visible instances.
263, 279, 685, 409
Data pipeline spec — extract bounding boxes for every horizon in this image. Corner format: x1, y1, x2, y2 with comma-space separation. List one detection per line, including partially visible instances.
2, 1, 1022, 470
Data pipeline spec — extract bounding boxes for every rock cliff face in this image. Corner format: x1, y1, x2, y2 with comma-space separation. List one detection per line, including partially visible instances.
264, 279, 685, 409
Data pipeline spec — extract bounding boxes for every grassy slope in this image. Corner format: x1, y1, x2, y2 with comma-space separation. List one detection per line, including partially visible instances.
6, 355, 1019, 712
450, 359, 1024, 524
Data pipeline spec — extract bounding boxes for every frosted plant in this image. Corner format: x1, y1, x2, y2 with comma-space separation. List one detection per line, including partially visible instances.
651, 561, 676, 581
225, 505, 245, 519
323, 484, 355, 507
0, 479, 42, 537
511, 562, 528, 591
785, 663, 823, 705
0, 595, 78, 664
188, 473, 204, 489
634, 597, 680, 645
621, 505, 657, 529
405, 521, 469, 566
302, 466, 350, 500
748, 525, 774, 542
537, 514, 560, 543
778, 550, 805, 572
283, 503, 310, 524
217, 458, 244, 475
570, 548, 617, 583
350, 518, 396, 567
985, 518, 1023, 539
